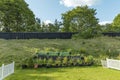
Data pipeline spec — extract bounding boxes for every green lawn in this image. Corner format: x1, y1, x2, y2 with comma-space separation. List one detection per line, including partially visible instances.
5, 66, 120, 80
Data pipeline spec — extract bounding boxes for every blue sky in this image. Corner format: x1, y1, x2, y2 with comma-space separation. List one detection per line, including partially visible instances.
25, 0, 120, 25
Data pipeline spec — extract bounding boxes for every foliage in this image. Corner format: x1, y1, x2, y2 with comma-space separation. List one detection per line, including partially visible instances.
72, 26, 101, 39
62, 57, 68, 66
55, 57, 61, 66
46, 58, 54, 67
61, 6, 99, 32
68, 58, 73, 66
101, 23, 114, 32
0, 0, 35, 32
62, 6, 101, 38
24, 57, 34, 68
84, 55, 94, 65
39, 19, 62, 32
102, 13, 120, 32
76, 58, 83, 65
112, 14, 120, 32
0, 37, 120, 67
45, 19, 61, 32
43, 58, 47, 65
33, 58, 43, 65
72, 59, 78, 66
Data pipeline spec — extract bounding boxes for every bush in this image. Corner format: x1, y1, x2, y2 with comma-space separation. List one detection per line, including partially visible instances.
68, 58, 74, 66
37, 58, 44, 67
62, 57, 68, 67
72, 59, 78, 66
46, 58, 54, 67
25, 57, 34, 68
84, 55, 94, 65
43, 58, 47, 66
55, 57, 61, 67
76, 58, 83, 66
72, 27, 101, 39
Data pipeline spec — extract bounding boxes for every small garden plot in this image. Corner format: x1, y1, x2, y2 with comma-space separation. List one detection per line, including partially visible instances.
22, 52, 94, 69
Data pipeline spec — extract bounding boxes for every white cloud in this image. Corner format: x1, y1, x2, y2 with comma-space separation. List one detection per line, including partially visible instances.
99, 21, 112, 25
60, 0, 99, 7
44, 20, 53, 25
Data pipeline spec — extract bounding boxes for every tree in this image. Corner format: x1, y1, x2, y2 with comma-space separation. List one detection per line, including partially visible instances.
101, 23, 113, 32
112, 14, 120, 32
0, 0, 35, 32
54, 19, 62, 32
33, 18, 43, 32
62, 6, 101, 38
41, 22, 49, 32
41, 19, 61, 32
61, 6, 99, 32
48, 19, 61, 32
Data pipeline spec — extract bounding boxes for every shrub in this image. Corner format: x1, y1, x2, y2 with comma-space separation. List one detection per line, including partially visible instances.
47, 58, 54, 67
55, 57, 61, 67
84, 55, 94, 65
62, 57, 68, 66
37, 58, 44, 66
72, 59, 78, 66
76, 58, 83, 66
68, 58, 83, 66
33, 58, 41, 68
43, 58, 47, 66
72, 27, 101, 39
94, 58, 102, 66
68, 58, 74, 66
26, 57, 34, 68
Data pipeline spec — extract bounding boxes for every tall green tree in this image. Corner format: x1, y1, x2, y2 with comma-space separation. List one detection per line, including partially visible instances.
101, 23, 113, 32
41, 19, 61, 32
47, 19, 61, 32
33, 18, 43, 32
0, 0, 35, 32
53, 19, 61, 32
61, 6, 99, 32
112, 14, 120, 32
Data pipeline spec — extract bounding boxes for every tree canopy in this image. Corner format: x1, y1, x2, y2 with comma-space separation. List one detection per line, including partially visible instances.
112, 14, 120, 32
0, 0, 35, 32
61, 6, 101, 38
41, 19, 61, 32
61, 6, 99, 32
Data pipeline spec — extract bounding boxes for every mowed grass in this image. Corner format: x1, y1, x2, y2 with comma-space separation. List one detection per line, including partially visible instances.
5, 66, 120, 80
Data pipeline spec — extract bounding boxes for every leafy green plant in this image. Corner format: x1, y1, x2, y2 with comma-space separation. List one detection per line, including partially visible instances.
47, 58, 54, 67
68, 58, 73, 66
26, 57, 34, 68
76, 58, 82, 65
62, 57, 68, 66
36, 58, 43, 66
72, 59, 78, 66
33, 59, 39, 68
84, 55, 94, 65
55, 57, 61, 67
43, 58, 47, 66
